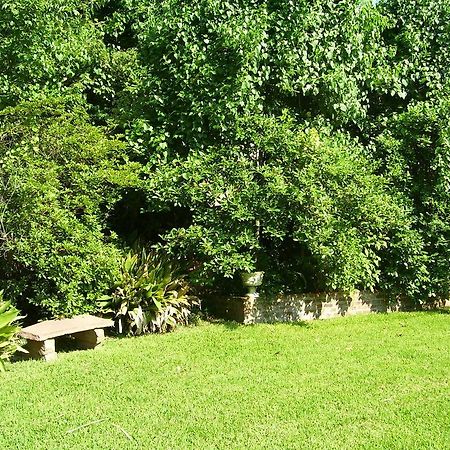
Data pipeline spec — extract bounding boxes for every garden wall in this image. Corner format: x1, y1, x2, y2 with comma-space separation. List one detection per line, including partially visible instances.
207, 290, 418, 324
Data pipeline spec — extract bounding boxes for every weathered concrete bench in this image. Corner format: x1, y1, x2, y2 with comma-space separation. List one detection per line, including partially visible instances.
19, 315, 114, 362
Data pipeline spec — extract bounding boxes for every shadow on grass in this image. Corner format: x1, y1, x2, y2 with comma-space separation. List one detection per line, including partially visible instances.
11, 335, 85, 363
206, 318, 242, 330
420, 307, 450, 315
284, 320, 311, 328
207, 317, 311, 330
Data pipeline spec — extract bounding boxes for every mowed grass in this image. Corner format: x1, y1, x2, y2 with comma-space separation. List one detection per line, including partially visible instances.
1, 313, 449, 450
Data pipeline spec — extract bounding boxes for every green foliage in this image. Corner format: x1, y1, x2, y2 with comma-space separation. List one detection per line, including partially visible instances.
116, 0, 268, 158
379, 0, 450, 99
119, 0, 447, 300
0, 0, 141, 121
266, 0, 394, 125
0, 97, 141, 318
147, 114, 426, 293
1, 0, 450, 309
375, 98, 450, 298
118, 0, 409, 154
99, 249, 198, 335
0, 1, 106, 108
0, 291, 25, 371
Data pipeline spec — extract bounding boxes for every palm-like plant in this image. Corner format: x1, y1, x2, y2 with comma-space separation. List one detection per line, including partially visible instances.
99, 249, 199, 335
0, 291, 26, 371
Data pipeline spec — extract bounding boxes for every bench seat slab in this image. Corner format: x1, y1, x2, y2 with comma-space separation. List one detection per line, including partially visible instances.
19, 315, 114, 341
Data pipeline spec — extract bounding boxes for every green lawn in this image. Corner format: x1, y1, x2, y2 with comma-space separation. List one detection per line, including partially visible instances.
1, 313, 449, 450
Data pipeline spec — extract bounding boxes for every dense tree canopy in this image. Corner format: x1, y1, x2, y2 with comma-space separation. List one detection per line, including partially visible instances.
0, 0, 449, 317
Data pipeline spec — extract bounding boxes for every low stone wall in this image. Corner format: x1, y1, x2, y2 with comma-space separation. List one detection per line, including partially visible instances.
207, 290, 416, 324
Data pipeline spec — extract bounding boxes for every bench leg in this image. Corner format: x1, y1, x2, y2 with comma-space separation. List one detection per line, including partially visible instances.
26, 339, 57, 362
72, 328, 105, 349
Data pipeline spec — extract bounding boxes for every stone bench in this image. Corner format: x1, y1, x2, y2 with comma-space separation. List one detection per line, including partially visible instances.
19, 315, 114, 362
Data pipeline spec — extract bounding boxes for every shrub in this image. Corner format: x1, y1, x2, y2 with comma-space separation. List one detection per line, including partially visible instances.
0, 97, 141, 318
99, 249, 199, 335
0, 291, 26, 371
145, 114, 427, 295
